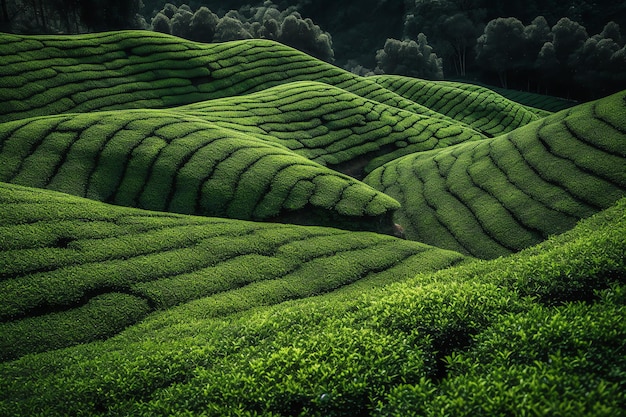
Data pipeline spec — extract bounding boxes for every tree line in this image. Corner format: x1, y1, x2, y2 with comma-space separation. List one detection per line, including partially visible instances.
0, 0, 142, 33
481, 17, 625, 98
398, 0, 626, 99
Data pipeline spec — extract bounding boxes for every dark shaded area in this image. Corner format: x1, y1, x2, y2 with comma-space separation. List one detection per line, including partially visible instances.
428, 326, 474, 382
268, 205, 399, 237
2, 0, 143, 33
297, 0, 406, 68
0, 286, 155, 324
0, 289, 154, 362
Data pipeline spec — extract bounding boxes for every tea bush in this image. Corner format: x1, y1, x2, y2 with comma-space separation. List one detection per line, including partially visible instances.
364, 90, 626, 258
371, 75, 540, 136
0, 198, 623, 416
1, 31, 445, 123
180, 81, 484, 175
0, 111, 400, 229
1, 29, 624, 416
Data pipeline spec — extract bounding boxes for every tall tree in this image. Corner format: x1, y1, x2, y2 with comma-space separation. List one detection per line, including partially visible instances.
79, 0, 141, 31
441, 12, 479, 76
475, 17, 526, 88
375, 35, 444, 80
188, 7, 219, 43
535, 41, 560, 89
551, 17, 588, 65
600, 21, 623, 46
1, 0, 7, 22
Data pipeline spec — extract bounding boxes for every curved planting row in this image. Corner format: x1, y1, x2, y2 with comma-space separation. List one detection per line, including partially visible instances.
370, 75, 541, 137
0, 181, 467, 361
0, 31, 451, 123
178, 81, 485, 176
0, 109, 400, 231
449, 81, 578, 113
490, 87, 576, 113
364, 90, 626, 259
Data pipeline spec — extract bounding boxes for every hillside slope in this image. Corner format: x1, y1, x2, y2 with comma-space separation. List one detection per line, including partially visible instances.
0, 31, 442, 122
0, 108, 404, 232
0, 181, 467, 362
177, 81, 485, 175
0, 30, 625, 416
0, 30, 538, 135
364, 90, 626, 258
371, 75, 541, 136
1, 194, 623, 416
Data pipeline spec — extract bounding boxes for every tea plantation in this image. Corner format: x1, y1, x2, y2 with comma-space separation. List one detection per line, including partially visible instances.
364, 90, 626, 258
0, 31, 624, 416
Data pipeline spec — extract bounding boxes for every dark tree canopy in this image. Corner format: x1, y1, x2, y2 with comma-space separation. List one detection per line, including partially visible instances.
375, 35, 444, 80
475, 17, 526, 88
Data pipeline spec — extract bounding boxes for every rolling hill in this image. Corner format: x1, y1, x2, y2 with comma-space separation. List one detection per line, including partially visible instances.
0, 181, 466, 362
364, 90, 626, 258
0, 30, 624, 416
0, 107, 402, 232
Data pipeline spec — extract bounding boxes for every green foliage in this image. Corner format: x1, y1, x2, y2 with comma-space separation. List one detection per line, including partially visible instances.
0, 29, 625, 417
0, 31, 443, 124
0, 293, 151, 362
457, 81, 578, 113
375, 35, 444, 80
178, 81, 486, 175
382, 287, 626, 416
0, 110, 400, 229
364, 90, 626, 258
0, 197, 623, 416
0, 181, 465, 362
475, 17, 527, 89
371, 75, 541, 137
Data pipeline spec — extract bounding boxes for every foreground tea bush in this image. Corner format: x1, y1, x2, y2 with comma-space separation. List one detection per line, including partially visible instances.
0, 198, 623, 416
381, 287, 626, 416
365, 90, 626, 259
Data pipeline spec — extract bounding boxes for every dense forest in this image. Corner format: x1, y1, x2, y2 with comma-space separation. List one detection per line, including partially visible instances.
2, 0, 625, 100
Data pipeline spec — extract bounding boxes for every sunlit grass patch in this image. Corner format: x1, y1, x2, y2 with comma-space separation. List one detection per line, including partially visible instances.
0, 182, 464, 362
0, 198, 622, 415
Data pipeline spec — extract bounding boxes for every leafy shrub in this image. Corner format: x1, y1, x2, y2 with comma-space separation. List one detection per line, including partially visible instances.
371, 75, 540, 136
0, 195, 623, 416
0, 110, 400, 230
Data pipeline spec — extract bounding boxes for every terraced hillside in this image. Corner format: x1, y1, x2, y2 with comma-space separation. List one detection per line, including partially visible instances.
0, 30, 448, 123
364, 90, 626, 258
178, 81, 485, 175
0, 181, 467, 362
370, 75, 541, 136
1, 30, 625, 416
0, 108, 404, 232
1, 192, 624, 416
